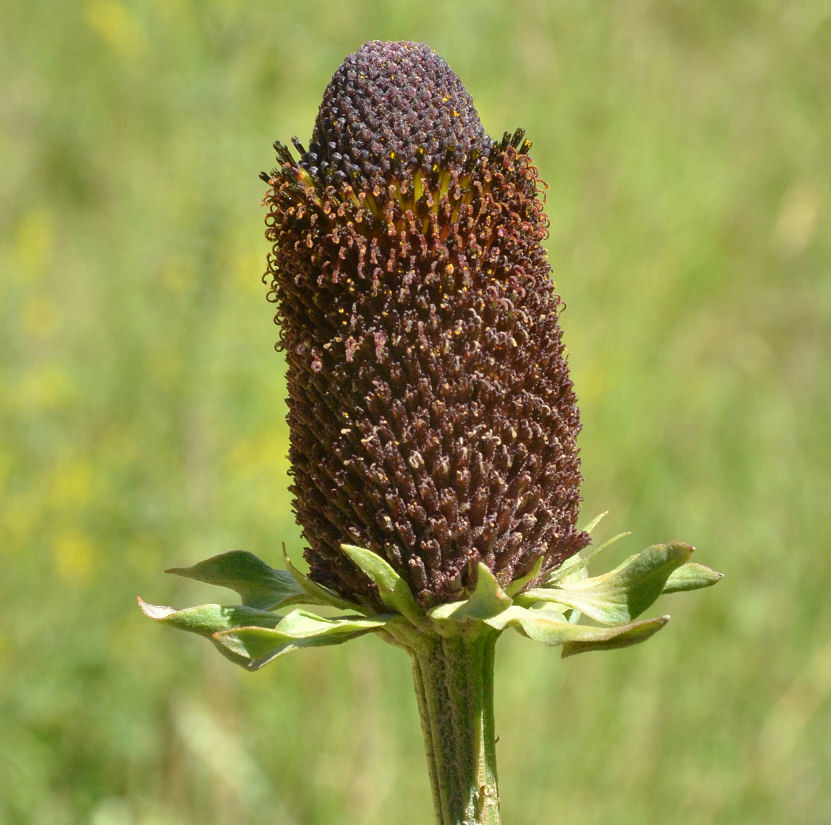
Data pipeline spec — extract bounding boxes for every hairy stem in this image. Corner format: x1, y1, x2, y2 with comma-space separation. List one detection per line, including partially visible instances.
409, 629, 501, 825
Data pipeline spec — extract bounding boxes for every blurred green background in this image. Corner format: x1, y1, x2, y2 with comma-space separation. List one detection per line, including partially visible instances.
2, 1, 829, 823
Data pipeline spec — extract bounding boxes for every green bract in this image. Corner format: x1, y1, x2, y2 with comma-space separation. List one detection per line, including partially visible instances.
140, 518, 722, 670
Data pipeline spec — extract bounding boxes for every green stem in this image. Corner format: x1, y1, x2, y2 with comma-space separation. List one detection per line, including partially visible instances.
409, 629, 501, 825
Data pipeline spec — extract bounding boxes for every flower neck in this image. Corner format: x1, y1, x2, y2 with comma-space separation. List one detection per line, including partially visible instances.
409, 629, 501, 825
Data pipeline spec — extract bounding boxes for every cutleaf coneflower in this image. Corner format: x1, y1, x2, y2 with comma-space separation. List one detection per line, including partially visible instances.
266, 41, 587, 608
141, 41, 722, 825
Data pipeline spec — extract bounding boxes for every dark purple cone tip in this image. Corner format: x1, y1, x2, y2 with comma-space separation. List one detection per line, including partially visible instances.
303, 41, 492, 187
263, 41, 588, 608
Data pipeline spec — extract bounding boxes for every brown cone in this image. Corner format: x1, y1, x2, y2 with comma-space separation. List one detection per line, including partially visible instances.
263, 41, 587, 608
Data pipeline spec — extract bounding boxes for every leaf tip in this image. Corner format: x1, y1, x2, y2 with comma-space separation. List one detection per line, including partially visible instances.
582, 510, 610, 534
137, 597, 176, 620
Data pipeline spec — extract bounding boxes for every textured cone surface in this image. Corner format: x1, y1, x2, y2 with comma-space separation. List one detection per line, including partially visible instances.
264, 41, 587, 608
303, 41, 492, 188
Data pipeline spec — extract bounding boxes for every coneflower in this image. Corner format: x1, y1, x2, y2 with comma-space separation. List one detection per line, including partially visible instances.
142, 40, 721, 825
263, 40, 587, 609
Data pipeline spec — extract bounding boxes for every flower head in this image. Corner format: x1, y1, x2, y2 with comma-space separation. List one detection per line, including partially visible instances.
262, 40, 588, 608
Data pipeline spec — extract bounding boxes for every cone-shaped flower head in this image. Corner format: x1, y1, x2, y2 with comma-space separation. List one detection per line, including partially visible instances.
263, 41, 588, 608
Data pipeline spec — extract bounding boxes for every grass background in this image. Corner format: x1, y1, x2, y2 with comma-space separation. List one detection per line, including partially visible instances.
2, 1, 829, 823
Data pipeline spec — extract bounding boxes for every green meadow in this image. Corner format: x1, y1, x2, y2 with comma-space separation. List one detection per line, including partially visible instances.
2, 2, 829, 823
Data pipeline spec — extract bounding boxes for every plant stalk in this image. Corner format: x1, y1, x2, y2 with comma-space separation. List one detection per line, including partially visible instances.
409, 629, 501, 825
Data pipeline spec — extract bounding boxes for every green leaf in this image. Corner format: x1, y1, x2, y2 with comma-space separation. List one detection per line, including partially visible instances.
425, 600, 465, 621
547, 531, 631, 584
138, 597, 282, 636
280, 543, 363, 612
580, 510, 609, 535
520, 542, 693, 624
213, 609, 391, 670
663, 561, 723, 593
505, 556, 544, 597
483, 604, 551, 633
166, 550, 306, 610
483, 604, 668, 654
429, 563, 513, 622
560, 616, 669, 657
138, 597, 282, 668
340, 544, 422, 622
457, 563, 512, 619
